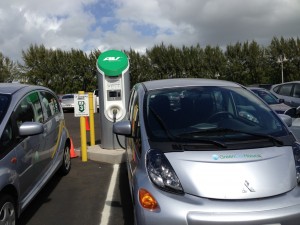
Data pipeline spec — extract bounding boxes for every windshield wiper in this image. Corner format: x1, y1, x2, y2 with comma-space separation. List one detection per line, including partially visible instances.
222, 128, 283, 146
176, 133, 227, 148
180, 128, 284, 146
237, 129, 284, 146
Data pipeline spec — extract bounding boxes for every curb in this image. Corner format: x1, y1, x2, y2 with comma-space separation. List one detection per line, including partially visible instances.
74, 145, 126, 164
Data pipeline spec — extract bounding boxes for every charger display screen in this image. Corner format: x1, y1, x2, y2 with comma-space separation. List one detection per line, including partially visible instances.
107, 90, 121, 100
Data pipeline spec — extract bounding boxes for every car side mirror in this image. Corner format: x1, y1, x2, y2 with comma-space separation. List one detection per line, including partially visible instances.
113, 120, 132, 136
278, 114, 292, 127
19, 122, 44, 136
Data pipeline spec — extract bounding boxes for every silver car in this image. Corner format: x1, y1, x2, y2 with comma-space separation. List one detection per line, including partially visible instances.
270, 81, 300, 108
60, 94, 75, 111
249, 87, 296, 116
113, 78, 300, 225
0, 83, 71, 224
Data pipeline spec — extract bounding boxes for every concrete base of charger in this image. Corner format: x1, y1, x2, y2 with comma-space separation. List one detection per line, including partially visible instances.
74, 145, 126, 164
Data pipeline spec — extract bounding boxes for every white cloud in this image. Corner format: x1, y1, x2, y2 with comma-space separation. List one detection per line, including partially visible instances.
0, 0, 299, 62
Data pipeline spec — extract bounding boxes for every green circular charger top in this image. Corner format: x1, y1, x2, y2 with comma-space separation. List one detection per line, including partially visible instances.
97, 50, 129, 76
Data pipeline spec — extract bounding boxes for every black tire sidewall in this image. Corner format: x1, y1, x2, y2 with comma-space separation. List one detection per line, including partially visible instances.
0, 194, 17, 224
59, 144, 71, 176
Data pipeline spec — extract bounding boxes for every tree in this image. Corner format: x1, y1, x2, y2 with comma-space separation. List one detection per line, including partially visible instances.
0, 52, 19, 82
10, 35, 300, 93
20, 45, 99, 93
225, 42, 246, 84
203, 45, 226, 79
242, 41, 265, 85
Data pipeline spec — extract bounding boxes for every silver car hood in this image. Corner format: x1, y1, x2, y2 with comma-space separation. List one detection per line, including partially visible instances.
166, 147, 297, 200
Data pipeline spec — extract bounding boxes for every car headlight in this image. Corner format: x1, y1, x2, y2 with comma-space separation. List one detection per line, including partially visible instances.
293, 142, 300, 184
146, 149, 184, 194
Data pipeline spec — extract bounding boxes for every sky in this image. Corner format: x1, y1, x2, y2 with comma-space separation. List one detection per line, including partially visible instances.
0, 0, 300, 62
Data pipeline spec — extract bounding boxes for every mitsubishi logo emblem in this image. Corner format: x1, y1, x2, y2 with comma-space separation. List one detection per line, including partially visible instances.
243, 180, 255, 193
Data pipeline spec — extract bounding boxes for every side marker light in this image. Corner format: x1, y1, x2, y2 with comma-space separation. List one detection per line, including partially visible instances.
139, 188, 159, 210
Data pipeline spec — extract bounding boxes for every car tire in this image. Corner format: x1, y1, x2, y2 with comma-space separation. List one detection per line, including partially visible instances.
58, 143, 71, 176
0, 194, 17, 225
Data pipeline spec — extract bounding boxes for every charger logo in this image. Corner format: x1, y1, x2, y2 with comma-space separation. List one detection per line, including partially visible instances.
103, 57, 121, 61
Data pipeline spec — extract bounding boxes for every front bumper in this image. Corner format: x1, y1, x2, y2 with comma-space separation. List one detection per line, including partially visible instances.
61, 104, 74, 109
134, 185, 300, 225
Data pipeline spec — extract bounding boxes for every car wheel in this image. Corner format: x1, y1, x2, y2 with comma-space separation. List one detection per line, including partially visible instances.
59, 143, 71, 176
0, 194, 17, 225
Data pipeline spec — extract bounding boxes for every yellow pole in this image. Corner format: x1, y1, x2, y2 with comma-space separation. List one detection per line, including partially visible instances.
79, 91, 88, 162
88, 92, 95, 146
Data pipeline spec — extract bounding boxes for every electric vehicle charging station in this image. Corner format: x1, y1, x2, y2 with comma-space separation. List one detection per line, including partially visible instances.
96, 50, 130, 149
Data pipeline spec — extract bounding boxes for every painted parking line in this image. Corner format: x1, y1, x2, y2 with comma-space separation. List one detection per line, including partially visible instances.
100, 164, 120, 225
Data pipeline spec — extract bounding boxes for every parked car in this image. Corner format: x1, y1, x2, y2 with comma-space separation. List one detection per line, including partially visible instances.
113, 78, 300, 225
60, 94, 75, 111
248, 87, 296, 116
270, 81, 300, 107
0, 83, 71, 224
93, 89, 99, 110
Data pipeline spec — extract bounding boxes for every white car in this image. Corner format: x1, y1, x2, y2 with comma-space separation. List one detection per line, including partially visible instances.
270, 81, 300, 108
60, 94, 75, 111
93, 89, 99, 110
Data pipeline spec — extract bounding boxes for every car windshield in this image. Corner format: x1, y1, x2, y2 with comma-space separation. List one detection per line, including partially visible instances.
62, 94, 74, 99
0, 94, 11, 124
145, 86, 290, 145
251, 89, 279, 105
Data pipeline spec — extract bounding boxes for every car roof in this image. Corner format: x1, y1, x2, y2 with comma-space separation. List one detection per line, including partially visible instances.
141, 78, 241, 91
0, 83, 31, 95
272, 81, 300, 87
248, 87, 267, 91
0, 83, 52, 95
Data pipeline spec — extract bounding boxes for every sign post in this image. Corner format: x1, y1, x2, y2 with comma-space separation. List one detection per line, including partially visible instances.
74, 92, 89, 161
74, 93, 89, 117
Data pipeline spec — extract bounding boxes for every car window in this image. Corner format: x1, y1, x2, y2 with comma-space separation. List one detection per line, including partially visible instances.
213, 91, 226, 111
130, 92, 142, 155
128, 89, 137, 120
15, 93, 40, 127
40, 91, 60, 119
0, 94, 10, 124
28, 92, 44, 123
273, 85, 280, 93
62, 94, 74, 99
252, 89, 278, 105
0, 92, 43, 154
0, 120, 14, 156
145, 86, 287, 142
278, 84, 293, 96
292, 84, 300, 98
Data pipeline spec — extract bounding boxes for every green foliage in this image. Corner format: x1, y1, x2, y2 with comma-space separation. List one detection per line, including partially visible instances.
1, 36, 300, 94
0, 52, 19, 82
19, 44, 99, 94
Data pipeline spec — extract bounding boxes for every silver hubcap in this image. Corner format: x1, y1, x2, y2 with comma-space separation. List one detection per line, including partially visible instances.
0, 202, 15, 225
64, 146, 71, 169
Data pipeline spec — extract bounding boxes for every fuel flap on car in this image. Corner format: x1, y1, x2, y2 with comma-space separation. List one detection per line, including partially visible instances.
165, 146, 296, 200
